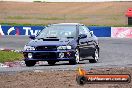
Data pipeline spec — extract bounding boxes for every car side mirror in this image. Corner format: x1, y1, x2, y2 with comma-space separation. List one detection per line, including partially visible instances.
29, 35, 35, 40
79, 34, 87, 39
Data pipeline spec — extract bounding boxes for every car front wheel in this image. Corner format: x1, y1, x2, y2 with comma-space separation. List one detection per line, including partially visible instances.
47, 61, 56, 65
69, 49, 80, 65
25, 61, 36, 67
89, 49, 99, 63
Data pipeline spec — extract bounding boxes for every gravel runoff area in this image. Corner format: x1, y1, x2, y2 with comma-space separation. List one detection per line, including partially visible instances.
0, 37, 132, 88
0, 67, 132, 88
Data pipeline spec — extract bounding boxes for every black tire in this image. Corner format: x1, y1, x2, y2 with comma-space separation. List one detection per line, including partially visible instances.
76, 76, 87, 85
89, 48, 99, 63
69, 60, 76, 65
47, 61, 56, 65
25, 61, 36, 67
69, 49, 80, 65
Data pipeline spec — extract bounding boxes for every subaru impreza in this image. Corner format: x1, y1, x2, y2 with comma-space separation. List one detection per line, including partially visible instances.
23, 23, 99, 66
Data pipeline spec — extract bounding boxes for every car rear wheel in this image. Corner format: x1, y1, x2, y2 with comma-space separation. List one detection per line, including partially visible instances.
25, 61, 36, 67
89, 49, 99, 63
47, 61, 56, 65
69, 49, 80, 65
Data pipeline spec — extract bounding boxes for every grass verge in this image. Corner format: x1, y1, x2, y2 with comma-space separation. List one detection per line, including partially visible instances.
1, 22, 132, 27
0, 51, 23, 63
0, 22, 47, 26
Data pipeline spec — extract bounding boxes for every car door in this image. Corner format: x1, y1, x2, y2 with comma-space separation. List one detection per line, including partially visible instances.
79, 25, 95, 58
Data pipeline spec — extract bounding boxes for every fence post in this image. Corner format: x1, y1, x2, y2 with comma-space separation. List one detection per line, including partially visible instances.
125, 8, 132, 25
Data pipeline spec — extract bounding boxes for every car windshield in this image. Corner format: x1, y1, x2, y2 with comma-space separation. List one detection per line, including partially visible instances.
36, 25, 77, 39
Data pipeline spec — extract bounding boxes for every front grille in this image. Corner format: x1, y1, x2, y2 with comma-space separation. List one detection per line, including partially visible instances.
35, 46, 57, 51
33, 52, 57, 59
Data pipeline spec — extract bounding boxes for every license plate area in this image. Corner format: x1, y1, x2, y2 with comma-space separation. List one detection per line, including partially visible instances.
33, 52, 57, 59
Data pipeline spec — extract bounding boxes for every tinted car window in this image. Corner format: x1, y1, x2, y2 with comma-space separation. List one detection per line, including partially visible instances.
79, 26, 86, 34
80, 26, 91, 37
36, 25, 76, 39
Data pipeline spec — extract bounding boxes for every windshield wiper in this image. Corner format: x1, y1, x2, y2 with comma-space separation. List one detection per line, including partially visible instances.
37, 37, 59, 41
46, 37, 58, 38
37, 37, 57, 39
37, 38, 45, 40
67, 37, 74, 39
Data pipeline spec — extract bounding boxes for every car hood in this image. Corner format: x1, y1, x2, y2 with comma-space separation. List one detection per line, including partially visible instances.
27, 38, 77, 47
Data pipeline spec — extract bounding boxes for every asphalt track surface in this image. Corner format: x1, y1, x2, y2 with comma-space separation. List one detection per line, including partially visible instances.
0, 36, 132, 72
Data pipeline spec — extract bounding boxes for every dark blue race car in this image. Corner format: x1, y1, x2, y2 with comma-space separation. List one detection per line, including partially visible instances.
23, 23, 100, 66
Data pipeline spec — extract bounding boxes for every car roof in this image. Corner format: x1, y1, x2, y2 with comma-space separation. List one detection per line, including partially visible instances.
51, 23, 83, 26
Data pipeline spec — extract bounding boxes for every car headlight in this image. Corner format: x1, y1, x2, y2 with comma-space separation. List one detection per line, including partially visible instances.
57, 46, 72, 50
28, 53, 33, 58
24, 45, 35, 51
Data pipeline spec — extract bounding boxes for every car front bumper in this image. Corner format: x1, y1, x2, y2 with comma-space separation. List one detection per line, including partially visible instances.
23, 50, 76, 61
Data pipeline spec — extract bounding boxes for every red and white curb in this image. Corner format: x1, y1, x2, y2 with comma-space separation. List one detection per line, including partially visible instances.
0, 63, 9, 68
0, 48, 23, 53
0, 61, 48, 68
0, 48, 23, 68
0, 48, 48, 68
